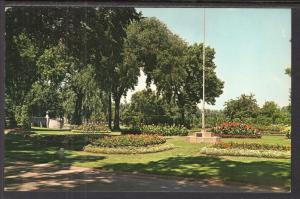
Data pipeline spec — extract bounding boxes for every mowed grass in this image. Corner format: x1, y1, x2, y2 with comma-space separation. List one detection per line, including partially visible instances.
223, 135, 290, 146
4, 129, 291, 190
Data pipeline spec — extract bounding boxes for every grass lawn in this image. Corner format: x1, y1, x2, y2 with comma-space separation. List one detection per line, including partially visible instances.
4, 128, 291, 190
223, 135, 291, 146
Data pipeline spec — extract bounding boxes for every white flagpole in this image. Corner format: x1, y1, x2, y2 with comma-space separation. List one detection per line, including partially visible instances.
202, 8, 206, 133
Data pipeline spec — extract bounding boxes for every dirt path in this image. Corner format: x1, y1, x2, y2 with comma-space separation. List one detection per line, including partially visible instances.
5, 161, 287, 192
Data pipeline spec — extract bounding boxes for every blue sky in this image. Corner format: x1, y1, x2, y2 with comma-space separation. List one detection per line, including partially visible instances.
123, 8, 291, 110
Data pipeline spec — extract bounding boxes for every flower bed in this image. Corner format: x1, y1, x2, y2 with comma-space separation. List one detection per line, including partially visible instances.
200, 147, 290, 159
84, 143, 175, 154
90, 134, 166, 148
213, 142, 290, 151
212, 122, 261, 138
253, 124, 288, 135
84, 134, 174, 154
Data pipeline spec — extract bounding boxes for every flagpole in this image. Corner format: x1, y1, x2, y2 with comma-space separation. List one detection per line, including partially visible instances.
202, 8, 206, 133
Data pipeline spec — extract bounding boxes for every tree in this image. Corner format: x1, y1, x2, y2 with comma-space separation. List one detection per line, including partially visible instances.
176, 44, 224, 126
91, 8, 141, 130
125, 17, 224, 126
224, 94, 260, 121
129, 89, 168, 125
6, 7, 140, 128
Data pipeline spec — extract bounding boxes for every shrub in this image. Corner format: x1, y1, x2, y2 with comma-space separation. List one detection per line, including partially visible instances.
200, 147, 290, 159
90, 134, 166, 148
283, 126, 291, 139
213, 142, 290, 151
212, 122, 261, 138
84, 143, 175, 154
15, 105, 31, 130
141, 125, 188, 136
74, 123, 110, 133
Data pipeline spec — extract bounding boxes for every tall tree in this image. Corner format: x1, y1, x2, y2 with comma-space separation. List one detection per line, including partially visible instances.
125, 17, 224, 126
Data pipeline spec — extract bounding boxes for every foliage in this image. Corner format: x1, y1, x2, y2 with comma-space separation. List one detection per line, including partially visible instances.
213, 142, 290, 151
212, 122, 260, 138
224, 94, 260, 121
122, 89, 182, 126
126, 18, 224, 127
200, 147, 290, 159
141, 125, 189, 136
14, 105, 31, 129
74, 123, 110, 133
84, 143, 175, 154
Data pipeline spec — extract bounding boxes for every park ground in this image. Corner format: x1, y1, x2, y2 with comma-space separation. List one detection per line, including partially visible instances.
4, 128, 291, 192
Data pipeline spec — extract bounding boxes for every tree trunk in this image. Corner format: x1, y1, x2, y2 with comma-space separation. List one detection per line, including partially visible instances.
113, 96, 121, 130
108, 92, 112, 130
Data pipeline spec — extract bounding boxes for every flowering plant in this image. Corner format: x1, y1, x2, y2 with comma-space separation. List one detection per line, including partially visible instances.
212, 122, 261, 138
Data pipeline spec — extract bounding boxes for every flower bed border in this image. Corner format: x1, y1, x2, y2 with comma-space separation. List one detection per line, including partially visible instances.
213, 133, 261, 138
83, 143, 175, 154
200, 147, 290, 159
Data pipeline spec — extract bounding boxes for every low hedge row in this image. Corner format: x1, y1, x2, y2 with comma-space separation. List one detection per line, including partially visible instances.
74, 124, 110, 133
121, 125, 188, 136
200, 147, 290, 159
90, 134, 166, 148
214, 142, 290, 151
28, 133, 104, 147
84, 143, 175, 154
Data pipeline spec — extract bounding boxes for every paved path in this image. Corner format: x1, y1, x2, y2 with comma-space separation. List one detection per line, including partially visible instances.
5, 161, 287, 192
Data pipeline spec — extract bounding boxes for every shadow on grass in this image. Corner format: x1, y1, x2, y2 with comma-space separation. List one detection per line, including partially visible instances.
101, 155, 290, 189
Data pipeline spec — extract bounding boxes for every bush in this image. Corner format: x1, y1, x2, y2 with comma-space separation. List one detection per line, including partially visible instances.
15, 105, 31, 130
90, 134, 166, 148
141, 125, 188, 136
213, 142, 290, 151
84, 143, 175, 154
74, 123, 110, 133
212, 122, 261, 138
283, 126, 291, 139
200, 147, 290, 159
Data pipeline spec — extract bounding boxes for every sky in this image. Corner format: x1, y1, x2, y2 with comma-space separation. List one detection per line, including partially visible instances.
122, 8, 291, 110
